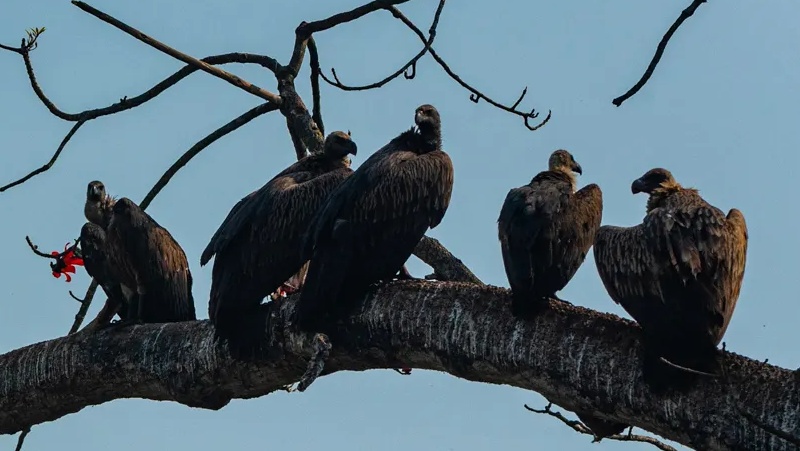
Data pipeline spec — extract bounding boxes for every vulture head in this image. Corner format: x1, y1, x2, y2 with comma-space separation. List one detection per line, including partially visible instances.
86, 180, 107, 203
548, 149, 583, 175
323, 131, 358, 159
84, 180, 115, 228
631, 168, 678, 195
414, 104, 441, 133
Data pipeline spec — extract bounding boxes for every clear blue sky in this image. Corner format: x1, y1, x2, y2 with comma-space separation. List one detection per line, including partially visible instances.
1, 1, 797, 450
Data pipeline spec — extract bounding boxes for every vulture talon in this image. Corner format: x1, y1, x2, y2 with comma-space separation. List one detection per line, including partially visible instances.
395, 265, 421, 281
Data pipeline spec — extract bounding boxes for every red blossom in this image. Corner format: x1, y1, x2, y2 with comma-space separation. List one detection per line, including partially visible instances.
50, 242, 84, 283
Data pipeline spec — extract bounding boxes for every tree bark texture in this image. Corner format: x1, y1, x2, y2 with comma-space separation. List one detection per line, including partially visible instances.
0, 280, 796, 450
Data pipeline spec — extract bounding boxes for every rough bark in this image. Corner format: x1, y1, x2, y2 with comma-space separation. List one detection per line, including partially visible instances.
0, 280, 797, 450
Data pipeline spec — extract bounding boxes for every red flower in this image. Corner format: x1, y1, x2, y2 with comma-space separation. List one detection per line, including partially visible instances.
50, 242, 84, 283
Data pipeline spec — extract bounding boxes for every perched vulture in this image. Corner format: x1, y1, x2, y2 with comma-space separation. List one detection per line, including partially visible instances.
83, 181, 196, 325
594, 168, 748, 392
79, 222, 132, 329
497, 149, 602, 318
200, 131, 357, 351
296, 104, 453, 332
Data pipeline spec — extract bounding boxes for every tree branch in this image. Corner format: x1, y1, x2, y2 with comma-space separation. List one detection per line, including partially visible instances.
612, 0, 707, 106
321, 0, 445, 91
0, 281, 796, 450
0, 120, 85, 193
413, 236, 482, 284
71, 1, 281, 105
524, 403, 676, 450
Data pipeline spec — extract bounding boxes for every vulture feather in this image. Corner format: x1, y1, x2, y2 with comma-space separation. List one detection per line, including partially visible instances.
79, 221, 132, 329
296, 104, 454, 333
594, 168, 748, 392
84, 181, 196, 326
201, 131, 357, 354
497, 149, 603, 317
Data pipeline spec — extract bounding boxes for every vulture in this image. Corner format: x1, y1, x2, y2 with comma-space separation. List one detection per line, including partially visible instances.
83, 180, 196, 326
200, 131, 357, 352
594, 168, 748, 392
295, 104, 453, 333
497, 149, 603, 318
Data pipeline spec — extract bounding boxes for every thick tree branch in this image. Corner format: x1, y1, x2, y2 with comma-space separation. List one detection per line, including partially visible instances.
72, 1, 281, 105
612, 0, 707, 106
307, 37, 325, 136
413, 236, 482, 284
0, 281, 796, 450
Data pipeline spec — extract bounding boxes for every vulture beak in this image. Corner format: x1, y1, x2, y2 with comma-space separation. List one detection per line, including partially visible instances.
631, 178, 646, 194
348, 141, 358, 156
415, 110, 424, 125
90, 184, 103, 199
572, 162, 583, 175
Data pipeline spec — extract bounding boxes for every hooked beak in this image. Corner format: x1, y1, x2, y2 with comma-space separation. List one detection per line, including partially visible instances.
415, 111, 424, 125
89, 184, 103, 199
348, 141, 358, 156
631, 178, 646, 194
572, 162, 583, 175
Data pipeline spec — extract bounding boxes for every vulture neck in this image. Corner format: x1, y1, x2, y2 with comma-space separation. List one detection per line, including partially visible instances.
552, 167, 577, 191
85, 195, 116, 229
646, 184, 682, 213
415, 123, 441, 153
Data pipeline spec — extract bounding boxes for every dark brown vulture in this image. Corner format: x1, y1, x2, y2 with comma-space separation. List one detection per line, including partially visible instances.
295, 104, 453, 333
79, 221, 132, 330
83, 180, 196, 326
200, 131, 357, 352
594, 168, 748, 392
497, 149, 603, 318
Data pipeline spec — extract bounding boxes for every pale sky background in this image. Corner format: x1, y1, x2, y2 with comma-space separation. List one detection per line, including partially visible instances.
1, 1, 797, 450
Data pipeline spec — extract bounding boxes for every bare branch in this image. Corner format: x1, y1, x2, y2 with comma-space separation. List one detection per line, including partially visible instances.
140, 102, 279, 209
0, 281, 797, 450
71, 1, 282, 105
14, 427, 30, 451
524, 403, 677, 451
307, 38, 325, 136
413, 236, 483, 285
70, 280, 99, 334
612, 0, 707, 106
0, 120, 86, 193
321, 0, 446, 91
386, 5, 550, 131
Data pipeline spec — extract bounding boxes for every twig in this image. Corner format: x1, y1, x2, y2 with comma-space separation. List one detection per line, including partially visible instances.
14, 427, 30, 451
524, 403, 676, 451
738, 406, 800, 447
140, 102, 279, 209
612, 0, 707, 106
71, 1, 282, 105
25, 236, 78, 260
0, 120, 86, 192
307, 37, 324, 136
659, 356, 718, 378
321, 0, 446, 91
67, 291, 84, 303
387, 5, 550, 131
68, 280, 98, 334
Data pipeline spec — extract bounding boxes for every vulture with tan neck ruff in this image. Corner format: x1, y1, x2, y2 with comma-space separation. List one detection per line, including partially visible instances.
201, 131, 357, 354
497, 149, 603, 318
82, 180, 196, 327
295, 104, 454, 333
594, 168, 748, 392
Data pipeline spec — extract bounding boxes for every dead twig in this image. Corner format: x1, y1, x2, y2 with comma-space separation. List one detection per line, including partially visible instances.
612, 0, 707, 106
25, 236, 79, 260
0, 120, 86, 193
387, 5, 550, 131
321, 0, 446, 91
140, 102, 279, 209
413, 236, 483, 285
524, 403, 676, 451
659, 356, 718, 378
71, 1, 282, 105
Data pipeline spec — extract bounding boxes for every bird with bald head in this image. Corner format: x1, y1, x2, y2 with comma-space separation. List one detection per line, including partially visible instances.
497, 148, 602, 317
201, 130, 358, 358
594, 167, 748, 393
